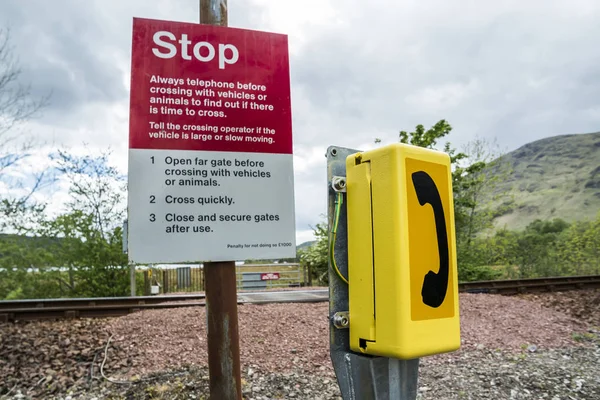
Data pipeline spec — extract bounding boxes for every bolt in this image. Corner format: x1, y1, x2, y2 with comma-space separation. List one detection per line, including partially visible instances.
332, 177, 346, 192
330, 148, 338, 157
333, 312, 349, 329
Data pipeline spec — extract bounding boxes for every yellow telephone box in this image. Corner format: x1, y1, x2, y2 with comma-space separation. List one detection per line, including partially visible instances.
345, 142, 460, 360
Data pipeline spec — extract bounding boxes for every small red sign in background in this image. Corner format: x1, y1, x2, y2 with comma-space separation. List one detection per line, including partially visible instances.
261, 273, 280, 280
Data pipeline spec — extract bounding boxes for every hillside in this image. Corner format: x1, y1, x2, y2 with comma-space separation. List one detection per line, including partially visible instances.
297, 240, 316, 250
487, 132, 600, 231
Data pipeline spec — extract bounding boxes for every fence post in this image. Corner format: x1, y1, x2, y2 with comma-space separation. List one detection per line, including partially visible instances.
304, 264, 309, 287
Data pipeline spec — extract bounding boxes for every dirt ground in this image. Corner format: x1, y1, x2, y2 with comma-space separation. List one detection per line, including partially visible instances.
1, 289, 598, 399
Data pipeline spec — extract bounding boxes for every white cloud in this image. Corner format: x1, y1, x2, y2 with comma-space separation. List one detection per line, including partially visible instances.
2, 0, 600, 246
405, 80, 480, 112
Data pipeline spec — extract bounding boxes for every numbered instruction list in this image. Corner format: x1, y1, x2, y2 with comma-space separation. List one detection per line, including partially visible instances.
127, 150, 295, 263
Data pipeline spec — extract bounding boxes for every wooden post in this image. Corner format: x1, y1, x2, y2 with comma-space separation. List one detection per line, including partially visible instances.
199, 2, 242, 399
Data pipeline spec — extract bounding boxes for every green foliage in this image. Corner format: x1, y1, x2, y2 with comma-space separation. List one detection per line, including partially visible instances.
51, 148, 126, 235
468, 213, 600, 279
554, 212, 600, 276
510, 218, 569, 278
40, 149, 129, 298
298, 221, 329, 285
0, 234, 61, 299
455, 240, 504, 282
399, 120, 455, 150
0, 148, 131, 299
39, 210, 129, 297
4, 286, 23, 300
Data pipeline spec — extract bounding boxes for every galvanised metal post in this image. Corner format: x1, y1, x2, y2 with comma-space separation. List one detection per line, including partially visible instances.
327, 145, 419, 400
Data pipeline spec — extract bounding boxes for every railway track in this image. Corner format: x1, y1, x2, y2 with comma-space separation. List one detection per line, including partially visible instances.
459, 274, 600, 295
1, 275, 598, 322
0, 289, 329, 322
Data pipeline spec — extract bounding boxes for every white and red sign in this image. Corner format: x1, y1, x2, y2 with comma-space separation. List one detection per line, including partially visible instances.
260, 272, 280, 281
127, 18, 296, 263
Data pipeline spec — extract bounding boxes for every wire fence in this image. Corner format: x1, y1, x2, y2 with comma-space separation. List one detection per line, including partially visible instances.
142, 263, 308, 295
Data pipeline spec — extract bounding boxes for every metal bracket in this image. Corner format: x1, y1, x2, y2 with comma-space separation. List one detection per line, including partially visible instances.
327, 145, 419, 400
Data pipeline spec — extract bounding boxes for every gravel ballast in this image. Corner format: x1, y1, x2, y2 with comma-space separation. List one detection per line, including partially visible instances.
0, 289, 598, 399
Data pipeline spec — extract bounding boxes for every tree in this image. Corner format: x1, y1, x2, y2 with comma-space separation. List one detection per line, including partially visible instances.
471, 228, 520, 279
0, 27, 52, 231
0, 233, 59, 299
41, 210, 129, 297
455, 138, 511, 241
555, 212, 600, 276
52, 148, 126, 236
0, 26, 55, 299
500, 218, 568, 278
469, 217, 579, 280
0, 147, 132, 299
39, 148, 129, 297
298, 221, 329, 285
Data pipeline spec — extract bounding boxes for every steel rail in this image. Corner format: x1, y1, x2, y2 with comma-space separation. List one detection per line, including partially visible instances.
458, 274, 600, 294
0, 288, 329, 311
0, 276, 598, 322
0, 289, 330, 322
0, 293, 207, 310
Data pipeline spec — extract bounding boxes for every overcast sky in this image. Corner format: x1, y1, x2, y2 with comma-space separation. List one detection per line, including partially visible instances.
1, 0, 600, 245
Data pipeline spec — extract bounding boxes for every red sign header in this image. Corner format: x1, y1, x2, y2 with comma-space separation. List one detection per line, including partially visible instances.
129, 18, 293, 154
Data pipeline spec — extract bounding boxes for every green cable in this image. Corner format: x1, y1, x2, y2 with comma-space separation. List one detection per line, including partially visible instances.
330, 192, 349, 284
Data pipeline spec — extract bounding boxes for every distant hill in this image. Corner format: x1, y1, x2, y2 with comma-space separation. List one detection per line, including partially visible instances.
0, 233, 62, 249
487, 132, 600, 231
297, 240, 316, 250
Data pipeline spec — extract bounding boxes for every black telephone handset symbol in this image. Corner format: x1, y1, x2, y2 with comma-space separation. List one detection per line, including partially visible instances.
411, 171, 449, 308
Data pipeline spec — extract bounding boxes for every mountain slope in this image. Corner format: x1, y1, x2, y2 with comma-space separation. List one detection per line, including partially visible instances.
297, 240, 316, 250
488, 132, 600, 231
